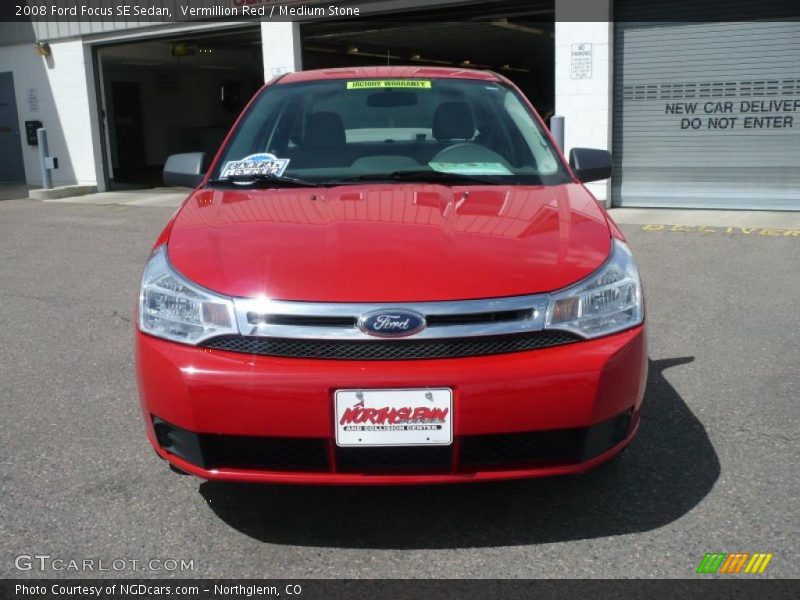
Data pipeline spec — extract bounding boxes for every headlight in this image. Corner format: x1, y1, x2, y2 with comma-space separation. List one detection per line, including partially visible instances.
544, 239, 643, 338
138, 246, 238, 344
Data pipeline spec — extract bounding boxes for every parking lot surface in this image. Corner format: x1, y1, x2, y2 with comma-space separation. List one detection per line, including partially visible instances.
0, 198, 797, 578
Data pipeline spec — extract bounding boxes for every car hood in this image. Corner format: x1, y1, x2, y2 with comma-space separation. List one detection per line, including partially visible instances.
167, 183, 611, 302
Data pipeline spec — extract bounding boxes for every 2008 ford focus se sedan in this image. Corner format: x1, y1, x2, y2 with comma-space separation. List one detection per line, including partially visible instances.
136, 66, 647, 485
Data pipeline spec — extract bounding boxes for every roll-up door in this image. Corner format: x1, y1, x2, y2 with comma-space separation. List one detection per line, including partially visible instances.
612, 1, 800, 209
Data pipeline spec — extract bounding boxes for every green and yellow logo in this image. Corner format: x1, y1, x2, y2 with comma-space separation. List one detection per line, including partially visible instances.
697, 552, 773, 574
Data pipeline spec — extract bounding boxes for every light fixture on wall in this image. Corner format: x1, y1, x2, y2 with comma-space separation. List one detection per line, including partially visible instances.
35, 42, 51, 57
171, 43, 197, 58
491, 19, 553, 38
499, 64, 531, 73
409, 54, 453, 66
346, 46, 400, 60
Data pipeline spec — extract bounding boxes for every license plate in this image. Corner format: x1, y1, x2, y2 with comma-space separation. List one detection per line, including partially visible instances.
334, 388, 453, 447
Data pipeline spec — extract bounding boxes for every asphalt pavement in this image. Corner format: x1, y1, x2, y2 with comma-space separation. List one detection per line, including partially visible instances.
0, 197, 797, 579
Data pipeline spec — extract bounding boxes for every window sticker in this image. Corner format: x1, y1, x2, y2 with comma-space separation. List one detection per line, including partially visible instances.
429, 162, 513, 176
346, 80, 432, 90
220, 153, 290, 178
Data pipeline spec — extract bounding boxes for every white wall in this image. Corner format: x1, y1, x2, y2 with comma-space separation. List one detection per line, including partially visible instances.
555, 1, 613, 204
260, 21, 302, 82
0, 40, 101, 188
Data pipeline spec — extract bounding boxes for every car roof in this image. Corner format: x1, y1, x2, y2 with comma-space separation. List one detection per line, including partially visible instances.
277, 66, 506, 84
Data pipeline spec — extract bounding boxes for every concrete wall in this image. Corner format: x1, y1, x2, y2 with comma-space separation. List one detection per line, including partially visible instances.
0, 40, 101, 187
260, 21, 302, 81
555, 0, 613, 204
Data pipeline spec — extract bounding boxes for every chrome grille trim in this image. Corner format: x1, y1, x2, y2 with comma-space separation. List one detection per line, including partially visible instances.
232, 294, 551, 340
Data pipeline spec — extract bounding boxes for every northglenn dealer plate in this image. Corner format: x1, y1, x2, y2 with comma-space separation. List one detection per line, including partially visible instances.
334, 388, 453, 447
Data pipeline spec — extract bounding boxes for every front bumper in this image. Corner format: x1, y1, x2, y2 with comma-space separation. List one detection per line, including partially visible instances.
136, 325, 647, 484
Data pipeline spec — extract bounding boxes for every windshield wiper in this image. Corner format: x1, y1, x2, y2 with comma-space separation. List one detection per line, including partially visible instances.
325, 170, 511, 186
207, 174, 321, 188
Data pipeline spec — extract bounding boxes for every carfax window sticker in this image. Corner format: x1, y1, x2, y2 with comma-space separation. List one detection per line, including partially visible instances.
346, 80, 432, 89
220, 153, 290, 178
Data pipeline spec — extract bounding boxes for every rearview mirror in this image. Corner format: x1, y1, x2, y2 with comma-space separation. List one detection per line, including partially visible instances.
569, 148, 613, 183
366, 91, 418, 108
163, 152, 207, 188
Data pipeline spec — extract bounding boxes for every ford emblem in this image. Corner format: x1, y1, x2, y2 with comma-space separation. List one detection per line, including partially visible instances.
358, 309, 426, 337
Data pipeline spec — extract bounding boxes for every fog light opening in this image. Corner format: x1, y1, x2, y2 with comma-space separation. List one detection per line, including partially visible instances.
153, 420, 174, 448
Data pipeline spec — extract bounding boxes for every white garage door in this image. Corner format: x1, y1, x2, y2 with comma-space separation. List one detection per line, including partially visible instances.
612, 3, 800, 210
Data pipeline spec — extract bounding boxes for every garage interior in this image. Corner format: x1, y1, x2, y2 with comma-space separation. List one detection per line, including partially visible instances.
301, 3, 555, 117
95, 1, 555, 190
96, 26, 263, 189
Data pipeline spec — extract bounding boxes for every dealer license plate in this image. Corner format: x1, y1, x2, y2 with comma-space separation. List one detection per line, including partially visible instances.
334, 388, 453, 447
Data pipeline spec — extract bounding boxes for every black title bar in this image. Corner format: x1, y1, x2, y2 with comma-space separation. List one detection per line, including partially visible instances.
2, 579, 799, 600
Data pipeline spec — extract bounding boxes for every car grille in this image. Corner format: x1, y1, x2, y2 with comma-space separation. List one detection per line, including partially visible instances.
200, 435, 330, 471
227, 291, 556, 348
201, 331, 581, 360
460, 429, 586, 468
153, 411, 632, 474
336, 445, 453, 473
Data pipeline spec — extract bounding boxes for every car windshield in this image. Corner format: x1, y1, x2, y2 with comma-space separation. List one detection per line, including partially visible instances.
209, 77, 571, 186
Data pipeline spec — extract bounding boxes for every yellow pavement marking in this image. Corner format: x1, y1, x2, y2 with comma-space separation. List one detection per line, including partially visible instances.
641, 224, 800, 236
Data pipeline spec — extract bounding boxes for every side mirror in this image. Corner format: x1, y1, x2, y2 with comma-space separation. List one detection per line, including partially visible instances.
163, 152, 207, 188
569, 148, 613, 183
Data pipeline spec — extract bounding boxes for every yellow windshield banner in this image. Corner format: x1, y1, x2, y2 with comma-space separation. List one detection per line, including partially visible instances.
346, 80, 432, 89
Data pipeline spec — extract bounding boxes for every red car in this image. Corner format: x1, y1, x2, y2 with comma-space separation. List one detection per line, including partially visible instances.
136, 67, 646, 485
